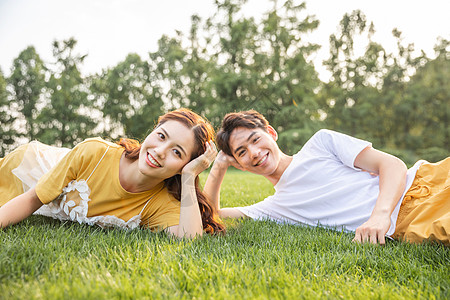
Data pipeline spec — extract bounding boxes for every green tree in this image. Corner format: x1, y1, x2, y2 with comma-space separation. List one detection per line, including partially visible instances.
378, 29, 428, 149
93, 53, 164, 139
203, 0, 260, 123
37, 38, 96, 147
320, 11, 450, 164
322, 11, 428, 148
148, 15, 217, 120
259, 0, 321, 153
203, 0, 321, 139
400, 38, 449, 159
8, 46, 46, 140
322, 10, 371, 135
149, 34, 190, 110
181, 15, 216, 117
0, 68, 16, 156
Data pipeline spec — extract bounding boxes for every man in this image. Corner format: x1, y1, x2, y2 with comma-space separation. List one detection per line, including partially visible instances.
204, 110, 449, 245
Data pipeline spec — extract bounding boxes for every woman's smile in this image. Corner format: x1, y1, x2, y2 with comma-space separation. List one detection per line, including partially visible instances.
146, 152, 162, 168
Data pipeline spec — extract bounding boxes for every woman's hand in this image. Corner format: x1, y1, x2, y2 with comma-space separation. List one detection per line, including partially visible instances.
171, 141, 217, 239
181, 140, 218, 177
0, 188, 42, 228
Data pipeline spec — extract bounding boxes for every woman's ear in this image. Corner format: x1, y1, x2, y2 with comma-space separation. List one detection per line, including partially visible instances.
267, 125, 278, 141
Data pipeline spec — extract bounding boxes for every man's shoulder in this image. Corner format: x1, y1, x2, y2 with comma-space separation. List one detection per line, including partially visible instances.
310, 129, 339, 140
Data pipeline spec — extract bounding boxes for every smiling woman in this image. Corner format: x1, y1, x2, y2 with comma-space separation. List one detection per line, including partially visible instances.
0, 108, 225, 238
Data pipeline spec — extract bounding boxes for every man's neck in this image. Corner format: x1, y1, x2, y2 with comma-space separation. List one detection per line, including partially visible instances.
265, 152, 293, 186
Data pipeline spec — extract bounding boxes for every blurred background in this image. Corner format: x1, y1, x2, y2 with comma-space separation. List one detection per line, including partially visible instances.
0, 0, 448, 165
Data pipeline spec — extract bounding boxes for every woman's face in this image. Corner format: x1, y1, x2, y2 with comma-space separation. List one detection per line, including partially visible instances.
138, 120, 196, 179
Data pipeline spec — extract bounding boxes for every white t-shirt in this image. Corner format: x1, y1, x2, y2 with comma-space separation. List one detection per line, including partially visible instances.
237, 129, 424, 236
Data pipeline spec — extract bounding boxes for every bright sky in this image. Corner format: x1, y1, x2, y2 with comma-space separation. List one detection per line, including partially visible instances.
0, 0, 449, 81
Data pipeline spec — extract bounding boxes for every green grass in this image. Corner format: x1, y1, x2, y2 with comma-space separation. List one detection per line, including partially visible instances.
1, 170, 449, 299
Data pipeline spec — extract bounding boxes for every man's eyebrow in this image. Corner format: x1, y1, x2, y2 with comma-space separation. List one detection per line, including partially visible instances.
161, 127, 187, 156
233, 132, 257, 154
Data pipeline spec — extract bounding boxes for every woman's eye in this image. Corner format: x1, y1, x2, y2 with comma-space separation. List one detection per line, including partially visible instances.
239, 150, 246, 157
173, 149, 181, 158
158, 133, 165, 140
253, 137, 260, 143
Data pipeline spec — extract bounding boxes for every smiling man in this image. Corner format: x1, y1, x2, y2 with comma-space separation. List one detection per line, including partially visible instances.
204, 110, 450, 245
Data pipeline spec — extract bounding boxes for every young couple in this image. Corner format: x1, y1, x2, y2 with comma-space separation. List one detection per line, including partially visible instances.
1, 108, 448, 245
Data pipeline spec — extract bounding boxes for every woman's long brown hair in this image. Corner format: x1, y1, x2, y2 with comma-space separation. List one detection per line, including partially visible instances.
118, 108, 225, 235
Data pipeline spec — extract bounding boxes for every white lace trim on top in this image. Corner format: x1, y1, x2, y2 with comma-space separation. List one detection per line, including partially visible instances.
12, 141, 150, 230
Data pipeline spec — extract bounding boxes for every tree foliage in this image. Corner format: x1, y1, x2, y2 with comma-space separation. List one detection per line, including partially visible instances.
1, 1, 448, 164
36, 38, 96, 147
0, 68, 16, 156
92, 53, 164, 140
8, 46, 45, 141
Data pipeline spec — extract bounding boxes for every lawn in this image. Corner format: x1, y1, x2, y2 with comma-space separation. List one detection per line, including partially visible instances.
0, 170, 449, 299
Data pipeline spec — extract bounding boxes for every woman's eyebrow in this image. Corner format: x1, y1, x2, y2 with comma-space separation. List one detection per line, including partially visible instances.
161, 127, 187, 156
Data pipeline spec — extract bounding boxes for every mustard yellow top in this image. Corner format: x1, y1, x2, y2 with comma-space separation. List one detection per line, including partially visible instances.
0, 144, 29, 205
0, 138, 180, 230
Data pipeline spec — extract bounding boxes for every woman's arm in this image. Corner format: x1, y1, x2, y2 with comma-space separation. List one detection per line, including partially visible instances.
353, 146, 407, 245
0, 188, 43, 228
203, 151, 245, 219
166, 141, 218, 239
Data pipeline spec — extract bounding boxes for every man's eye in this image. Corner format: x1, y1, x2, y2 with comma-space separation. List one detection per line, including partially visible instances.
253, 137, 260, 143
239, 150, 246, 157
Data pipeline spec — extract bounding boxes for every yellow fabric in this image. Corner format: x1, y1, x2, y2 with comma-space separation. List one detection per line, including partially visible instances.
0, 144, 29, 205
393, 157, 450, 245
1, 138, 180, 230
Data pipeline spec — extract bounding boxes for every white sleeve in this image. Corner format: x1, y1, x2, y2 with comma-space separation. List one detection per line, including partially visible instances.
312, 129, 372, 170
235, 195, 278, 220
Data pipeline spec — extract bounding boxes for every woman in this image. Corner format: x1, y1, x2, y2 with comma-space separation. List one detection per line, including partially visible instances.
0, 108, 224, 238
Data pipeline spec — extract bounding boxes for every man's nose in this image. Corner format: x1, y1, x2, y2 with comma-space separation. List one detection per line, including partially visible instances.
248, 145, 260, 158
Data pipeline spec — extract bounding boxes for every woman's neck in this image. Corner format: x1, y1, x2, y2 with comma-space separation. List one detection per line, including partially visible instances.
119, 153, 162, 193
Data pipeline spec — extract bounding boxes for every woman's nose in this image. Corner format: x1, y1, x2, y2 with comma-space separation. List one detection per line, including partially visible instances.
154, 145, 167, 159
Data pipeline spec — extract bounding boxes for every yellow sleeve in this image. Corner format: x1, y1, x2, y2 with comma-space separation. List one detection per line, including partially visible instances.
35, 140, 105, 204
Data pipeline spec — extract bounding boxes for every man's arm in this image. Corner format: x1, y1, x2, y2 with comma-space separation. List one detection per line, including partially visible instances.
203, 151, 246, 219
353, 146, 407, 245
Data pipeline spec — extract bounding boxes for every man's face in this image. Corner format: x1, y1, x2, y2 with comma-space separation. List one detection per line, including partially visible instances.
228, 126, 280, 177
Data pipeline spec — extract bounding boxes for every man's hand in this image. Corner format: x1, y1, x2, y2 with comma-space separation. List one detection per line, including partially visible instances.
215, 150, 245, 171
352, 213, 391, 245
352, 146, 406, 245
